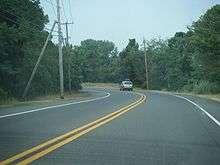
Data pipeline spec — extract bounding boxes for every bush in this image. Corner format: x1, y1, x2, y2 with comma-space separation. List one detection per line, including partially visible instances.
193, 81, 220, 94
0, 88, 9, 102
182, 83, 193, 92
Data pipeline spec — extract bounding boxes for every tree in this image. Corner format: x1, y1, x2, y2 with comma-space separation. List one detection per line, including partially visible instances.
0, 0, 81, 100
71, 39, 119, 83
145, 39, 169, 89
166, 32, 193, 90
189, 4, 220, 84
0, 0, 49, 98
119, 39, 145, 86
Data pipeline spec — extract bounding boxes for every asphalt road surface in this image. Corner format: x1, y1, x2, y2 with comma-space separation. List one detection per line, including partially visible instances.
0, 88, 219, 165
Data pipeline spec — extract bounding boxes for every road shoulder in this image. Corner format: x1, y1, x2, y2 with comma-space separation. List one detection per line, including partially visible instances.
0, 89, 108, 117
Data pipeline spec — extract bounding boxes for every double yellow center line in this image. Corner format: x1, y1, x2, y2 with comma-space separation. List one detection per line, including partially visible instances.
0, 93, 146, 165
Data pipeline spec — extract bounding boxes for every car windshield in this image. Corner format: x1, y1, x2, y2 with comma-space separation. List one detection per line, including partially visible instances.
124, 81, 132, 85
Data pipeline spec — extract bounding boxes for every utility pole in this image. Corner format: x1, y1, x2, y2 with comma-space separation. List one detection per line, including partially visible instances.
22, 21, 57, 99
143, 38, 149, 90
56, 0, 64, 99
63, 22, 73, 92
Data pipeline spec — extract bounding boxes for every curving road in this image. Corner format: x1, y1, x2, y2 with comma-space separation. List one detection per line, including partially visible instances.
0, 88, 220, 165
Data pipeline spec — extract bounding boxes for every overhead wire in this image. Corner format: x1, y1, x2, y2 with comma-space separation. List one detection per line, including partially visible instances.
49, 0, 57, 17
0, 8, 58, 33
0, 12, 19, 25
68, 0, 74, 22
67, 0, 74, 44
60, 0, 68, 21
43, 0, 56, 7
42, 0, 58, 34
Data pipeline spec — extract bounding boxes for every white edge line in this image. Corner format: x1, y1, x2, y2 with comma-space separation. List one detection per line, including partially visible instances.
150, 90, 220, 127
0, 92, 110, 119
173, 94, 220, 127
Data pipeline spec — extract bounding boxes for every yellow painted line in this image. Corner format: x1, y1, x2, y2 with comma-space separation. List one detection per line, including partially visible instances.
0, 93, 146, 165
17, 97, 145, 165
0, 95, 141, 164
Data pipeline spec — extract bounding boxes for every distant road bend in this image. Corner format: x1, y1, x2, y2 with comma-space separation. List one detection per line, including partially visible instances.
0, 88, 220, 165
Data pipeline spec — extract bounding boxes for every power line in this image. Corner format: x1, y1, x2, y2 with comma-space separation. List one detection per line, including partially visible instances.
60, 0, 74, 44
68, 0, 74, 43
68, 0, 74, 22
0, 12, 19, 25
0, 8, 58, 33
0, 13, 58, 46
41, 0, 58, 33
43, 0, 56, 7
60, 0, 68, 21
42, 0, 57, 17
49, 0, 57, 17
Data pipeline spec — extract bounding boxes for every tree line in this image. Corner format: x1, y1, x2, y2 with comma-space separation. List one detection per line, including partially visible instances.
0, 0, 71, 100
0, 1, 219, 102
119, 5, 220, 93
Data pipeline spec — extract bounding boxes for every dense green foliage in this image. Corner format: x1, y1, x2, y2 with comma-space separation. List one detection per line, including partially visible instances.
119, 39, 145, 86
0, 2, 219, 101
0, 0, 81, 100
71, 39, 119, 83
72, 4, 219, 94
117, 5, 220, 93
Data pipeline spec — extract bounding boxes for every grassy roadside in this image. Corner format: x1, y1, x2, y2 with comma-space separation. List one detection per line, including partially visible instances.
82, 82, 119, 89
82, 82, 220, 103
0, 91, 92, 108
144, 89, 220, 103
3, 83, 218, 107
176, 92, 220, 102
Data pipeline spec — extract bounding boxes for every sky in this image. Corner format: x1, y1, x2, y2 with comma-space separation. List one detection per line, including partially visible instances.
40, 0, 220, 50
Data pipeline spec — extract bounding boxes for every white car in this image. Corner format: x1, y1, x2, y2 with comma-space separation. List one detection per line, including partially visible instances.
120, 80, 133, 91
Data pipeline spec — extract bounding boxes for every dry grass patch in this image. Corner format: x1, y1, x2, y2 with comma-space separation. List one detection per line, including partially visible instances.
0, 91, 92, 107
82, 83, 119, 89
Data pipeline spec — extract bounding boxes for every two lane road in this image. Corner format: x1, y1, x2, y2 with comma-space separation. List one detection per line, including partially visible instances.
0, 89, 220, 164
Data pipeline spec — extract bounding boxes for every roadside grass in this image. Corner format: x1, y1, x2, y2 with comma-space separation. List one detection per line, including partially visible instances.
147, 90, 220, 103
32, 91, 92, 102
82, 82, 145, 92
177, 92, 220, 102
3, 83, 218, 107
82, 82, 220, 102
0, 98, 19, 107
82, 82, 119, 89
0, 91, 92, 108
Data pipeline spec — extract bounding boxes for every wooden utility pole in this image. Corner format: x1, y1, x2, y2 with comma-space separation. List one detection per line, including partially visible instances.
56, 0, 64, 99
22, 21, 57, 98
63, 22, 73, 92
143, 38, 149, 90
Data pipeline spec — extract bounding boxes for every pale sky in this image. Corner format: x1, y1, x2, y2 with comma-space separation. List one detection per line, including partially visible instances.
40, 0, 220, 50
